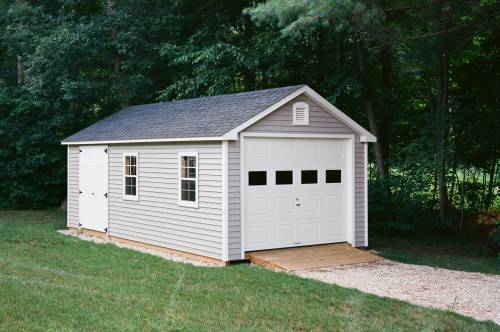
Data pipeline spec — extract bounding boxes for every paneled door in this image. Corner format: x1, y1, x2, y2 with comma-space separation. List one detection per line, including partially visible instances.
244, 137, 350, 251
79, 145, 108, 232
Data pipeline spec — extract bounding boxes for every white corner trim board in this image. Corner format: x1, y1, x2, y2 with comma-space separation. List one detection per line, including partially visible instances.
364, 142, 368, 246
221, 141, 229, 261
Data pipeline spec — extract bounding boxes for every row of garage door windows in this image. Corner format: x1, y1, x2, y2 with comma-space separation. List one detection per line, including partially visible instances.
248, 169, 342, 186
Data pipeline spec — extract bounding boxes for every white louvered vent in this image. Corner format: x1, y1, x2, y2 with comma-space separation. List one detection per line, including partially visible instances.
293, 102, 309, 125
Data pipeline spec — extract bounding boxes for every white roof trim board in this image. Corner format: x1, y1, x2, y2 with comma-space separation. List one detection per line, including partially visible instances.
62, 85, 376, 145
61, 136, 225, 145
222, 86, 376, 142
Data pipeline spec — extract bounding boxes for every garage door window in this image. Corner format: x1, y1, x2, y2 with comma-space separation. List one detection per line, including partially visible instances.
179, 152, 198, 208
248, 171, 266, 186
301, 170, 317, 184
326, 170, 342, 183
123, 153, 138, 200
276, 170, 293, 185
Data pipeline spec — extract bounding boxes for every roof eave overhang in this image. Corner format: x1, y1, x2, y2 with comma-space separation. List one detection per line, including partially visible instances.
61, 136, 227, 145
221, 85, 377, 142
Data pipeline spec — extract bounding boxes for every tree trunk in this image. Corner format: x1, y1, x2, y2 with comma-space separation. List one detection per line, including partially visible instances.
459, 168, 466, 230
431, 169, 438, 208
485, 157, 497, 210
107, 0, 127, 107
436, 47, 449, 223
356, 40, 388, 194
17, 54, 24, 85
449, 159, 457, 205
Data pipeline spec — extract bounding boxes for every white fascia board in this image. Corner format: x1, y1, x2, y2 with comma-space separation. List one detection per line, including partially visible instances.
222, 85, 377, 142
61, 136, 227, 145
221, 86, 309, 140
300, 87, 377, 142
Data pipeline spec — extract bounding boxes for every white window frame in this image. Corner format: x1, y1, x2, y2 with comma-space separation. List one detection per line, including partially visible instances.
178, 152, 199, 208
123, 152, 139, 201
293, 102, 309, 125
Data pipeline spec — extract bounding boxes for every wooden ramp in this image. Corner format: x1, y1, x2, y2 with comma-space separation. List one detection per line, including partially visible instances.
246, 243, 382, 271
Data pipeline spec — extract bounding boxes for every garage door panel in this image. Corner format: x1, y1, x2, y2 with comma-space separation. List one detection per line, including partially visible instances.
297, 196, 320, 213
244, 137, 349, 251
323, 195, 343, 212
272, 196, 296, 214
247, 197, 269, 217
246, 140, 268, 162
301, 141, 320, 159
299, 222, 321, 242
273, 224, 295, 245
275, 141, 295, 161
246, 225, 269, 248
322, 221, 345, 241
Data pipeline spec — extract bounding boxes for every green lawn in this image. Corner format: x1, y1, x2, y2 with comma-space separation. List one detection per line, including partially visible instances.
0, 211, 498, 331
370, 233, 500, 275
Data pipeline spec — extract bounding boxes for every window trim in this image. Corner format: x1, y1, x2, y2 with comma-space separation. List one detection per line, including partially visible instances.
293, 102, 310, 125
178, 152, 199, 208
123, 152, 139, 201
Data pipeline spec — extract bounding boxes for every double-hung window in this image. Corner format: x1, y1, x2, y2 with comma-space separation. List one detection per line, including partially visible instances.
179, 152, 198, 208
123, 153, 138, 200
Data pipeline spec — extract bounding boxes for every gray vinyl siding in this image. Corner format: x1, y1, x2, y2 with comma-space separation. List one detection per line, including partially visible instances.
107, 142, 223, 260
227, 140, 241, 260
245, 96, 353, 134
226, 94, 368, 258
68, 145, 80, 228
354, 138, 367, 246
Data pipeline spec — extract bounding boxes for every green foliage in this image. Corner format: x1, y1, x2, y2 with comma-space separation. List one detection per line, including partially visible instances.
370, 232, 500, 275
0, 0, 498, 226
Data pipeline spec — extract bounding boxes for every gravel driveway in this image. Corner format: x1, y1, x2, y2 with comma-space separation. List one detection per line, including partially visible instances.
295, 260, 500, 325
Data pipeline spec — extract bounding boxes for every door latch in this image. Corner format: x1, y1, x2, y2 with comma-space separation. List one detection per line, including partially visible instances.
104, 193, 108, 198
295, 197, 300, 207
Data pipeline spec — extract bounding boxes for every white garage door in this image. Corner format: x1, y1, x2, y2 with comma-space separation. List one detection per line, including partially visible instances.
244, 137, 351, 251
79, 145, 108, 232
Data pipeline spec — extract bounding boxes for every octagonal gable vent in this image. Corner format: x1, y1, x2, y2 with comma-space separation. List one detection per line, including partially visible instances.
293, 102, 309, 125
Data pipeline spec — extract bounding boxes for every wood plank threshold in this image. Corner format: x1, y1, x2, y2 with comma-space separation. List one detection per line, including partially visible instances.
246, 243, 382, 271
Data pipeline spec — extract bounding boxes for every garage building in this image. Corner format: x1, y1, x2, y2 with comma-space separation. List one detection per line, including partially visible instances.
62, 85, 376, 263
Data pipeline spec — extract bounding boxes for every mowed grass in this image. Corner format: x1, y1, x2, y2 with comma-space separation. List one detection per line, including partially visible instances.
370, 233, 500, 276
0, 211, 498, 331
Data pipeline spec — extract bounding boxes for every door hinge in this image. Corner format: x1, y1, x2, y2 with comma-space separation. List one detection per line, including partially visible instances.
79, 190, 82, 194
104, 193, 108, 198
104, 148, 107, 153
79, 223, 82, 227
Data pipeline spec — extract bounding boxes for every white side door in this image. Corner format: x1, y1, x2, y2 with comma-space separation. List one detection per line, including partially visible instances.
244, 137, 349, 251
79, 145, 108, 232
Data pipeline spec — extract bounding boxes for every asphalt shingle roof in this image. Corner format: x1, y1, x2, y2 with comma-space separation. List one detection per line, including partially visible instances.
62, 85, 305, 143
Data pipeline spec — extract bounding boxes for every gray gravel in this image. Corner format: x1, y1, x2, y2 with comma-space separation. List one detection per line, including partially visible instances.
57, 230, 219, 267
295, 260, 500, 325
